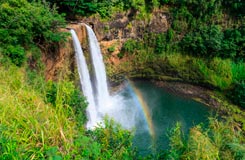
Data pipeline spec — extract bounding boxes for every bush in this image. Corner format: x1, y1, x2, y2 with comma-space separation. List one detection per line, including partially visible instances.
222, 28, 245, 60
87, 117, 135, 159
49, 0, 124, 18
0, 0, 66, 66
181, 25, 223, 57
223, 0, 245, 17
45, 80, 88, 124
3, 45, 25, 66
155, 33, 166, 54
121, 39, 139, 53
229, 81, 245, 108
166, 118, 245, 159
108, 45, 115, 53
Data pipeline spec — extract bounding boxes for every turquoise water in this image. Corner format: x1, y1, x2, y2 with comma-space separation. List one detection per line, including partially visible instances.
119, 80, 211, 156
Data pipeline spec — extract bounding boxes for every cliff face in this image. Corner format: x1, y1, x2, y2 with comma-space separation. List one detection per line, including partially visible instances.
42, 10, 170, 80
42, 24, 87, 81
80, 10, 170, 65
81, 10, 169, 41
42, 35, 73, 81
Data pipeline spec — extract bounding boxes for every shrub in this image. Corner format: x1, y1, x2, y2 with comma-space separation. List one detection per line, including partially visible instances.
108, 45, 115, 53
166, 117, 245, 159
155, 33, 166, 54
229, 81, 245, 108
223, 0, 245, 17
3, 45, 25, 66
0, 0, 66, 66
121, 39, 139, 53
117, 52, 125, 59
181, 25, 223, 57
45, 80, 88, 124
87, 117, 135, 159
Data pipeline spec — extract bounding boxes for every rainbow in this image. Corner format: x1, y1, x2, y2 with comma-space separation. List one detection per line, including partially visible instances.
128, 80, 155, 139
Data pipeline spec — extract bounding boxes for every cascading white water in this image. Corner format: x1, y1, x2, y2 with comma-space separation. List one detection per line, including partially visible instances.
85, 24, 139, 129
71, 26, 139, 130
85, 25, 110, 111
70, 29, 98, 129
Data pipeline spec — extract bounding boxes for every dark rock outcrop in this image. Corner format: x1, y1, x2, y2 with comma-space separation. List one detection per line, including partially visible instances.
81, 10, 169, 41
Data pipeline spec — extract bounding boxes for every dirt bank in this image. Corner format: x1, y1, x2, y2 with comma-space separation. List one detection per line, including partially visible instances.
153, 80, 220, 108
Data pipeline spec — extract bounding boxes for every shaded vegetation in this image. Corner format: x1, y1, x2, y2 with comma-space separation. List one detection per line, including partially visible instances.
0, 0, 66, 66
229, 81, 245, 109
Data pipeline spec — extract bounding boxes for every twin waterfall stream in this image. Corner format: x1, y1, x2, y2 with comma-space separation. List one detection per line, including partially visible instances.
70, 24, 134, 129
70, 25, 110, 129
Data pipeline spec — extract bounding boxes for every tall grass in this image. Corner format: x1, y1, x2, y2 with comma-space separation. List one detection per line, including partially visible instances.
167, 117, 245, 159
0, 65, 77, 158
166, 54, 244, 90
231, 61, 245, 81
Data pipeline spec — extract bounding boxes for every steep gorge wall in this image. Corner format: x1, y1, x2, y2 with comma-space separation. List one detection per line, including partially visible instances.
42, 35, 73, 81
81, 10, 169, 41
42, 10, 170, 80
42, 24, 87, 81
81, 10, 170, 65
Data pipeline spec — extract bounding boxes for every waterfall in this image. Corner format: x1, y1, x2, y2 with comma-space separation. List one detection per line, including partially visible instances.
85, 25, 110, 111
70, 29, 98, 129
71, 26, 137, 130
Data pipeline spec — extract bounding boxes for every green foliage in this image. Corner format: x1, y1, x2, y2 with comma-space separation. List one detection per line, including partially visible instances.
67, 134, 102, 159
222, 28, 245, 60
154, 0, 245, 61
0, 65, 71, 158
108, 45, 116, 53
207, 58, 233, 89
223, 0, 245, 17
121, 38, 140, 53
45, 80, 88, 124
172, 6, 193, 33
166, 122, 186, 159
49, 0, 125, 18
59, 0, 97, 16
181, 25, 223, 57
165, 118, 245, 159
2, 45, 25, 66
229, 81, 245, 108
231, 61, 245, 81
65, 117, 136, 159
155, 33, 166, 54
186, 126, 219, 159
46, 80, 58, 106
117, 52, 125, 59
0, 0, 66, 44
0, 0, 66, 66
227, 143, 245, 160
0, 126, 20, 159
44, 147, 62, 160
88, 117, 136, 159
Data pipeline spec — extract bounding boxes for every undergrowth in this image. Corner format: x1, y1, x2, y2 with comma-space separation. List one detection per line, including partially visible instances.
165, 117, 245, 160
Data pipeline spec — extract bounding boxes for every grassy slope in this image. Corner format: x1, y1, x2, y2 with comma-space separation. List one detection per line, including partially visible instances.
0, 64, 77, 158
